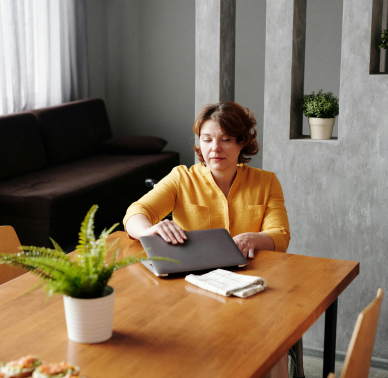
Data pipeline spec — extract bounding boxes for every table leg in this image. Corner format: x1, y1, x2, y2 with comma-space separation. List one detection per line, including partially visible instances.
323, 298, 338, 378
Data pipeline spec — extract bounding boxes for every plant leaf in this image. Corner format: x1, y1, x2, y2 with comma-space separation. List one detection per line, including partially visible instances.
49, 238, 64, 253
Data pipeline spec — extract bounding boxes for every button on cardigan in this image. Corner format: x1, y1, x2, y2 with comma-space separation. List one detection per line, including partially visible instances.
123, 163, 290, 252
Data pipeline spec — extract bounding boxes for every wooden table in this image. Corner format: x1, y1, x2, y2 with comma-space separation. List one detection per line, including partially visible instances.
0, 231, 359, 378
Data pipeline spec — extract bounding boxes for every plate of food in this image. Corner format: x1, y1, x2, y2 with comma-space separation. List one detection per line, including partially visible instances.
0, 356, 84, 378
0, 355, 43, 378
32, 361, 81, 378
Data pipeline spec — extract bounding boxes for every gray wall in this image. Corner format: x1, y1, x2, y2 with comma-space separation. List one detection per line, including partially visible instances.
235, 0, 266, 168
86, 0, 195, 167
86, 0, 107, 101
303, 0, 343, 137
264, 0, 387, 361
86, 0, 267, 168
86, 0, 342, 167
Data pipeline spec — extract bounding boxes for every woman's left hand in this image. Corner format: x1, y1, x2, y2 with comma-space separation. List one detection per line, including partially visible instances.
232, 233, 256, 259
232, 232, 275, 259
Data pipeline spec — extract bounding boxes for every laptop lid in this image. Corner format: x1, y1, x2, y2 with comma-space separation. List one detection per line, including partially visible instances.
139, 228, 247, 277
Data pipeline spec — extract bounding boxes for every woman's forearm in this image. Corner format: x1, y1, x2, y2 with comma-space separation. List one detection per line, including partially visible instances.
125, 214, 153, 240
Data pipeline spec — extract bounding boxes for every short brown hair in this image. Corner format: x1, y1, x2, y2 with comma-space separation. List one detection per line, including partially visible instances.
193, 102, 259, 164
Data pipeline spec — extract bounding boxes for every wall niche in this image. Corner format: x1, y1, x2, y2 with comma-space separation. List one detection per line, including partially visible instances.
370, 0, 388, 74
290, 0, 342, 141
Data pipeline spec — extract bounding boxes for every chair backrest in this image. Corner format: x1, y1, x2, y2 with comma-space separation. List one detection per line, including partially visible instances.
0, 226, 27, 285
339, 288, 384, 378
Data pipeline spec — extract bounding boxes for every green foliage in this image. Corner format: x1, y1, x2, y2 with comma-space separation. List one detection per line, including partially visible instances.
300, 90, 339, 118
379, 29, 388, 49
0, 205, 178, 299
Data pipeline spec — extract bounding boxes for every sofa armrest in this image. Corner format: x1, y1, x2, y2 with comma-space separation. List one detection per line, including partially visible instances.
101, 136, 167, 155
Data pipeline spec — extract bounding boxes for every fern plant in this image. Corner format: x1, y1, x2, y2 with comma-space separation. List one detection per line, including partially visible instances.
379, 29, 388, 49
300, 90, 339, 119
0, 205, 177, 299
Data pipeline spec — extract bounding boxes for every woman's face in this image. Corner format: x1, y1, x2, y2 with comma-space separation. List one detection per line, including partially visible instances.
199, 120, 242, 174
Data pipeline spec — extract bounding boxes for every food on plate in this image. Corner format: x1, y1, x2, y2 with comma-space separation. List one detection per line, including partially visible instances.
32, 362, 80, 378
0, 355, 43, 378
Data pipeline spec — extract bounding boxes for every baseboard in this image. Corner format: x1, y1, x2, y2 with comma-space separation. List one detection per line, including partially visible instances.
303, 346, 388, 371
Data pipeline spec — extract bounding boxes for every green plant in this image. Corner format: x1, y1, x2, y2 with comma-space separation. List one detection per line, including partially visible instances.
0, 205, 177, 299
300, 90, 339, 118
378, 29, 388, 49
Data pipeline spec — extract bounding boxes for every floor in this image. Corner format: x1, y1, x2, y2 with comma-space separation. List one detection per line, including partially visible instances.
302, 356, 388, 378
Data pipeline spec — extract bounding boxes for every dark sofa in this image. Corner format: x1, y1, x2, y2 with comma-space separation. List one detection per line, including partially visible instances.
0, 99, 179, 248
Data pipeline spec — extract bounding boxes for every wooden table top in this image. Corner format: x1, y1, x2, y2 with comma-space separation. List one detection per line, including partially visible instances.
0, 231, 359, 378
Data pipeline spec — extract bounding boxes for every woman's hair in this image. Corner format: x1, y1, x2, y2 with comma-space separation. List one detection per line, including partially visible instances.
193, 102, 260, 164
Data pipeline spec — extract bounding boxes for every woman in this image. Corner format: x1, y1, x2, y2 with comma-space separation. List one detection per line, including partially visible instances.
124, 102, 290, 258
124, 102, 290, 377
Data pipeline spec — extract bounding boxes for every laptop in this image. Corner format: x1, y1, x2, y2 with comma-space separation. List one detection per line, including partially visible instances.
139, 228, 247, 277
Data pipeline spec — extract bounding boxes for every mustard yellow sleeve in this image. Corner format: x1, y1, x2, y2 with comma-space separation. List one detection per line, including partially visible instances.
261, 173, 290, 252
123, 167, 180, 228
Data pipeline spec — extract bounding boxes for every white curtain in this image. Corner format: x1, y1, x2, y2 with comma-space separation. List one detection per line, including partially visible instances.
0, 0, 89, 116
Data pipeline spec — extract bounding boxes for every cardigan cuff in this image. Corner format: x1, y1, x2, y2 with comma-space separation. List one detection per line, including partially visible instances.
261, 229, 290, 253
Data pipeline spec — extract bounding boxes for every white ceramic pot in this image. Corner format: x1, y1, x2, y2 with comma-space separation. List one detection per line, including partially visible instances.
63, 286, 115, 343
308, 117, 335, 140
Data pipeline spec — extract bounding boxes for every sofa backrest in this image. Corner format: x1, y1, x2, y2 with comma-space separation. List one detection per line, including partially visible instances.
32, 98, 112, 165
0, 112, 48, 180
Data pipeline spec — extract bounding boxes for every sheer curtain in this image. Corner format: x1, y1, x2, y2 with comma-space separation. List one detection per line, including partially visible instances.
0, 0, 89, 116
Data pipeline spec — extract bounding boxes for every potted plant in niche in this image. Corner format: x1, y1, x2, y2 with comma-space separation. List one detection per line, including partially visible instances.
378, 28, 388, 49
0, 205, 177, 344
300, 90, 339, 140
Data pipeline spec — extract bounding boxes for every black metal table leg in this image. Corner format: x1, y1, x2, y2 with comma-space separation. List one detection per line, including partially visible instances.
323, 298, 338, 378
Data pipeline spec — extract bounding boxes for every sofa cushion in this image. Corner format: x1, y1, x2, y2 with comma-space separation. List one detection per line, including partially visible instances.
32, 98, 112, 165
0, 152, 180, 220
101, 136, 167, 154
0, 112, 48, 180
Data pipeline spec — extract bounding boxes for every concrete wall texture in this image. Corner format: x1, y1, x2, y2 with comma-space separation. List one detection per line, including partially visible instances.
264, 0, 388, 360
195, 0, 223, 116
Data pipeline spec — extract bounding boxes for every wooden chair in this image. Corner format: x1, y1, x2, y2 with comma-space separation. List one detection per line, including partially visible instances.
327, 288, 384, 378
0, 226, 27, 285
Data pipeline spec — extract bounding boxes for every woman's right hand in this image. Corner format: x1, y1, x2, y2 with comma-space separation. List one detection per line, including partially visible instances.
141, 219, 187, 244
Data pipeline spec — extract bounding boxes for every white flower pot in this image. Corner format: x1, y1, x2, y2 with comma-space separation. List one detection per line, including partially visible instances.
308, 117, 335, 140
63, 286, 115, 343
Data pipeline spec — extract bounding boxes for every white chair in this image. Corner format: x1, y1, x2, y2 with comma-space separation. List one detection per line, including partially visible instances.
0, 225, 27, 285
327, 288, 384, 378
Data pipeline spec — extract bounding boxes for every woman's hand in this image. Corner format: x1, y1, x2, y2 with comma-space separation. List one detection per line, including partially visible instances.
141, 219, 187, 244
233, 233, 256, 259
232, 232, 275, 259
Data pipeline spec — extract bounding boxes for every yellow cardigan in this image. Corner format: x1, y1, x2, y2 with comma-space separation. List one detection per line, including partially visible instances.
123, 163, 290, 252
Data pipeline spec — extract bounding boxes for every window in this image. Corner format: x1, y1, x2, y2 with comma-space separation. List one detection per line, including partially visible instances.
0, 0, 89, 116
